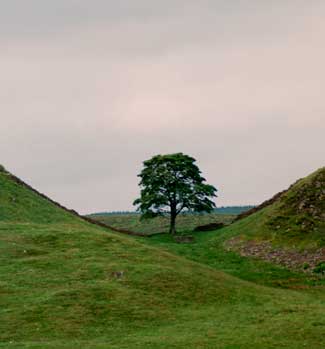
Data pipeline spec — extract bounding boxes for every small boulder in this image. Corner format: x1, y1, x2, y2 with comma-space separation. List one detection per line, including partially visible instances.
112, 271, 124, 279
174, 235, 195, 244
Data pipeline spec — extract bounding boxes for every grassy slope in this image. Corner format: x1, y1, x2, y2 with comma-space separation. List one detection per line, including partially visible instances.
0, 170, 75, 224
88, 213, 235, 235
236, 167, 325, 248
140, 226, 325, 290
1, 168, 325, 348
140, 168, 325, 286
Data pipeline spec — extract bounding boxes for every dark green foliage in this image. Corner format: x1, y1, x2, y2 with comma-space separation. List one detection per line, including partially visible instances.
303, 262, 310, 270
313, 262, 325, 275
134, 153, 217, 234
214, 206, 255, 214
194, 222, 225, 232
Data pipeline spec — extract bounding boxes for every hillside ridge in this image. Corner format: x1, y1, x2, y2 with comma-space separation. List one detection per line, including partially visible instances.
236, 167, 324, 222
0, 165, 145, 235
225, 167, 325, 273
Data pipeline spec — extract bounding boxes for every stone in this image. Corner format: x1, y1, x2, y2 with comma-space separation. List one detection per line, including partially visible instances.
174, 235, 195, 244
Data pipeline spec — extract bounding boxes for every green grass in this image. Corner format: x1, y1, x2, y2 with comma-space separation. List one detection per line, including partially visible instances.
136, 168, 325, 290
243, 167, 325, 249
0, 170, 75, 224
2, 219, 325, 349
1, 167, 325, 348
137, 226, 325, 291
88, 212, 235, 235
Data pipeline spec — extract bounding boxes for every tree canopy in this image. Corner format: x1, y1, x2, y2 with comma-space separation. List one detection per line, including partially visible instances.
133, 153, 217, 234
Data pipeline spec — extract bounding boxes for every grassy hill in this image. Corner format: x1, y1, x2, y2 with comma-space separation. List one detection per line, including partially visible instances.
0, 167, 77, 224
222, 167, 325, 272
1, 166, 325, 348
235, 167, 325, 243
260, 166, 324, 243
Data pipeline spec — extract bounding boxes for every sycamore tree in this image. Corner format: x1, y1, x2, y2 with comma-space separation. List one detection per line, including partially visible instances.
133, 153, 217, 235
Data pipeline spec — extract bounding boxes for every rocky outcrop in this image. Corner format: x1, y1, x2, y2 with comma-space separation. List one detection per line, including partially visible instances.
225, 237, 325, 273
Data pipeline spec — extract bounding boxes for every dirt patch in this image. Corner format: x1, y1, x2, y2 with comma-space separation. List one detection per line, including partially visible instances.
225, 237, 325, 273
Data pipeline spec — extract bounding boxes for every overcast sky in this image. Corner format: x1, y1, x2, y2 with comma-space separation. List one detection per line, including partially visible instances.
1, 1, 324, 214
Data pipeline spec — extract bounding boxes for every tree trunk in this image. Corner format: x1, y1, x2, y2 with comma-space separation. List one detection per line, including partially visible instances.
169, 213, 176, 235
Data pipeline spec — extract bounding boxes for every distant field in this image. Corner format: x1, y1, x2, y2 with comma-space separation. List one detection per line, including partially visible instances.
88, 212, 236, 235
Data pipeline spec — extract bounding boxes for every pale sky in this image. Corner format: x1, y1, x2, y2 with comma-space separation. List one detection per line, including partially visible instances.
1, 1, 324, 214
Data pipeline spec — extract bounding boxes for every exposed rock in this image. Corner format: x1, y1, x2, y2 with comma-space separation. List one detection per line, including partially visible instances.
112, 271, 124, 279
174, 235, 195, 244
226, 168, 325, 274
225, 237, 325, 273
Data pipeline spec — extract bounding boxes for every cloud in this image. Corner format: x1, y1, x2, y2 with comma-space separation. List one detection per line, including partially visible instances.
1, 1, 324, 213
